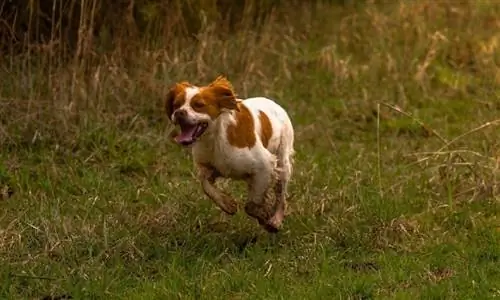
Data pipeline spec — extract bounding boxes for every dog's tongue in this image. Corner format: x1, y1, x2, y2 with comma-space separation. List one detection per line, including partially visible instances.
175, 125, 197, 144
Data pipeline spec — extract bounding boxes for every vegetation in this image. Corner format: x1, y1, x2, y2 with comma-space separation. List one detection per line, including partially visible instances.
1, 0, 499, 299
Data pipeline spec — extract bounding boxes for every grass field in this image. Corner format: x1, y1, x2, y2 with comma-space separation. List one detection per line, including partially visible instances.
1, 1, 500, 299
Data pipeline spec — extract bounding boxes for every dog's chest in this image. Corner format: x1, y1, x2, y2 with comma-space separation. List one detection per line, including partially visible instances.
192, 140, 251, 179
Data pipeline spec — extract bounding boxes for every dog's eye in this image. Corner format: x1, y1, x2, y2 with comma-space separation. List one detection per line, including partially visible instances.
193, 101, 205, 108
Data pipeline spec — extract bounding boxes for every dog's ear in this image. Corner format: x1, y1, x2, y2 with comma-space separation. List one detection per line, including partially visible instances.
209, 76, 240, 111
165, 86, 176, 121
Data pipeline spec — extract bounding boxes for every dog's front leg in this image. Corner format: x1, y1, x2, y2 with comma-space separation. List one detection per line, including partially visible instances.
197, 164, 238, 215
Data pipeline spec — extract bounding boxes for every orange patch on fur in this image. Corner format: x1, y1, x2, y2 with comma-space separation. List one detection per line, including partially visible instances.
167, 75, 239, 123
191, 76, 240, 120
259, 111, 273, 148
227, 103, 256, 148
191, 93, 223, 120
165, 81, 191, 119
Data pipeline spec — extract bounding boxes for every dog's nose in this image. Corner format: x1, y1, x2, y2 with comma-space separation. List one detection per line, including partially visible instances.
174, 109, 187, 120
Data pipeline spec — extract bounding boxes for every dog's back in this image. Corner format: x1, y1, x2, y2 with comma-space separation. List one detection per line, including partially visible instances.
241, 97, 294, 157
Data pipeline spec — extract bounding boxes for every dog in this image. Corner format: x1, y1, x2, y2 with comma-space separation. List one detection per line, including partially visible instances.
165, 76, 295, 232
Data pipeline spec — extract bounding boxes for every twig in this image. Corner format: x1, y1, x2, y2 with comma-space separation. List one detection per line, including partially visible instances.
436, 119, 500, 153
379, 102, 480, 179
9, 274, 57, 281
376, 103, 383, 197
379, 102, 447, 143
405, 150, 492, 160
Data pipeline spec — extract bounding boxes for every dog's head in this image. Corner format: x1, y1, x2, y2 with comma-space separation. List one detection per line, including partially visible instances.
165, 76, 240, 146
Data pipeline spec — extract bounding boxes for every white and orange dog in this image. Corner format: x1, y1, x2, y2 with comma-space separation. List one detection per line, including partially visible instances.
165, 76, 294, 232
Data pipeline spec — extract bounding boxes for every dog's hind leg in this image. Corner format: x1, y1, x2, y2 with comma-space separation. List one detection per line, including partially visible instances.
269, 123, 294, 229
244, 154, 279, 232
197, 164, 238, 215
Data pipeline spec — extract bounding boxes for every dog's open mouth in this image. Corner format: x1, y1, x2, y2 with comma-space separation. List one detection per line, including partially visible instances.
174, 121, 208, 146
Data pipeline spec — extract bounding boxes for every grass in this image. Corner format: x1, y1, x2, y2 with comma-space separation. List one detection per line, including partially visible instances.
1, 1, 500, 299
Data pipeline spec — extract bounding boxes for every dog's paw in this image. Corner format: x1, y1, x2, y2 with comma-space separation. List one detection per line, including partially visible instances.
244, 202, 271, 220
262, 222, 280, 233
268, 214, 284, 230
220, 195, 238, 215
244, 202, 279, 233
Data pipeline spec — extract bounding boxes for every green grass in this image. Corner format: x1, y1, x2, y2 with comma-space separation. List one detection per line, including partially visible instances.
1, 1, 500, 299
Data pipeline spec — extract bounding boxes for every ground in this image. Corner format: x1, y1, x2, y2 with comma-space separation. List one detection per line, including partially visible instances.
0, 1, 499, 299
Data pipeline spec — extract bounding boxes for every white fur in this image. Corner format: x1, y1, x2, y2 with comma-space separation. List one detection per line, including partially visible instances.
171, 86, 212, 125
175, 89, 294, 231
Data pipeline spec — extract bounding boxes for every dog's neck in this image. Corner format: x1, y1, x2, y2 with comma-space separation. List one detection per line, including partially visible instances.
194, 110, 236, 151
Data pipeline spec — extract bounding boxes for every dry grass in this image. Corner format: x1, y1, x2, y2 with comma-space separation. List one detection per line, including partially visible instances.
1, 0, 499, 299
